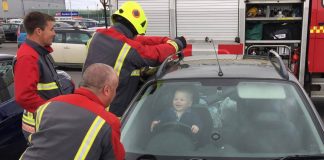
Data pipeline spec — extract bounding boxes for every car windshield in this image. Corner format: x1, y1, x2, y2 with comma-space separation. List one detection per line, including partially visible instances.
122, 79, 324, 159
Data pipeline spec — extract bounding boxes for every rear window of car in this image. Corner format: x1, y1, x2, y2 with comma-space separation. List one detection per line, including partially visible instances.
66, 32, 90, 44
53, 33, 63, 43
11, 24, 18, 30
2, 24, 10, 30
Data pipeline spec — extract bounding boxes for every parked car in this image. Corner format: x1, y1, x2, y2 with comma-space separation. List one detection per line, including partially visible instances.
121, 51, 324, 159
2, 23, 19, 41
51, 29, 92, 68
17, 24, 27, 48
0, 54, 27, 160
0, 25, 6, 45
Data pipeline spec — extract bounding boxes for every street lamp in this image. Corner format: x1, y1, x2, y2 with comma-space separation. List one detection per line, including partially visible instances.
100, 0, 110, 29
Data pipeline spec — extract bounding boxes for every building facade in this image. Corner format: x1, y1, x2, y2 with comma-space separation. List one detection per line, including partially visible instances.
0, 0, 66, 19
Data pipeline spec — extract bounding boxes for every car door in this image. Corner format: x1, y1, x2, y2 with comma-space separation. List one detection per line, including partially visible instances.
51, 32, 66, 64
63, 31, 90, 64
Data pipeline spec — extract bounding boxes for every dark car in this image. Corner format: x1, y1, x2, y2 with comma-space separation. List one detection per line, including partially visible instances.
2, 23, 19, 41
120, 51, 324, 159
0, 26, 6, 45
0, 54, 27, 159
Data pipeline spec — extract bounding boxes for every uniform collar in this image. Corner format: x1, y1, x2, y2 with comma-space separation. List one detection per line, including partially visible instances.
25, 39, 53, 55
75, 87, 105, 107
112, 23, 135, 39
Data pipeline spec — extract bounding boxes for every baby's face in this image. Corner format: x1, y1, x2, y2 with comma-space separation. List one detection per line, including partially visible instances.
173, 91, 193, 112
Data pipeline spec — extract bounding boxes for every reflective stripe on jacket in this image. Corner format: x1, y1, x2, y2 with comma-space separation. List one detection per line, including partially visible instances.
20, 88, 125, 160
83, 23, 178, 117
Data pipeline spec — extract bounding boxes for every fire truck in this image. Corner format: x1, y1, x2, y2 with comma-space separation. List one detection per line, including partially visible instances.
112, 0, 324, 98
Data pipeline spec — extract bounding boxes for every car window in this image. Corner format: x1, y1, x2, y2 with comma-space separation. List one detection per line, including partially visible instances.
53, 33, 63, 43
121, 79, 324, 158
2, 25, 9, 30
66, 32, 89, 44
11, 25, 18, 30
0, 60, 14, 103
0, 26, 4, 33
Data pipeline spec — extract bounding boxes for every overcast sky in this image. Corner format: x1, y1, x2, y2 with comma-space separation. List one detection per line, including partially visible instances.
66, 0, 103, 10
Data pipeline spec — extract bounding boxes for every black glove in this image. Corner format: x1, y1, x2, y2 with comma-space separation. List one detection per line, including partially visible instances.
177, 51, 184, 60
174, 36, 187, 51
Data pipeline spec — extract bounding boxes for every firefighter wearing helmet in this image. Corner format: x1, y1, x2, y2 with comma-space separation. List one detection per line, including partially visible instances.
83, 1, 187, 117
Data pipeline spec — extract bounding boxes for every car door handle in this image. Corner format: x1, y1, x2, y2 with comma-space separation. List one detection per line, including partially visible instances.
64, 46, 70, 49
319, 22, 324, 26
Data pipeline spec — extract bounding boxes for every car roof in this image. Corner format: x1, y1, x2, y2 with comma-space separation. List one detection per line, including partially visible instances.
159, 57, 297, 82
0, 54, 14, 61
54, 28, 90, 33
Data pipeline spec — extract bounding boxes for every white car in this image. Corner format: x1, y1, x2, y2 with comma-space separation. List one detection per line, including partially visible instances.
51, 29, 92, 68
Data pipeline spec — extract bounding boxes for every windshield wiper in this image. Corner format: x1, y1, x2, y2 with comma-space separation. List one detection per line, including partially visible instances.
276, 154, 324, 160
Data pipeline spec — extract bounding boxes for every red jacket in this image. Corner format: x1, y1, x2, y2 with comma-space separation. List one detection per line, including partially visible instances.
83, 23, 180, 117
14, 39, 62, 112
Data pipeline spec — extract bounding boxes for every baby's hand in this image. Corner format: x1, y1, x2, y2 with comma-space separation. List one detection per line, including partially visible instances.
191, 125, 199, 134
150, 120, 160, 132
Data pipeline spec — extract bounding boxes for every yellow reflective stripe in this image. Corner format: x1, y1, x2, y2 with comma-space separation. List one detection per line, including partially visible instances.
131, 69, 140, 76
19, 150, 27, 160
74, 116, 105, 160
310, 26, 324, 34
22, 111, 35, 126
167, 40, 179, 52
86, 32, 95, 49
114, 43, 131, 76
37, 82, 58, 90
35, 102, 51, 132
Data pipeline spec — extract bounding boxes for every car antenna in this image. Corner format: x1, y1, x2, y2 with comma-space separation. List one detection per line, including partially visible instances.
205, 36, 223, 76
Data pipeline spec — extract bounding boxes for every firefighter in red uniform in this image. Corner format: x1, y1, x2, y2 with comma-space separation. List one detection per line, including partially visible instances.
83, 1, 187, 117
20, 63, 124, 160
14, 12, 65, 139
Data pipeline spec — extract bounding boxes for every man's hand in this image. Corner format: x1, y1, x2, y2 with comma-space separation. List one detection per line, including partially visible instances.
191, 125, 199, 134
150, 120, 160, 132
175, 36, 187, 49
176, 52, 184, 60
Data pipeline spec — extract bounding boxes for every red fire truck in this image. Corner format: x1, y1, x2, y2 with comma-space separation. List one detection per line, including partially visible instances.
114, 0, 324, 98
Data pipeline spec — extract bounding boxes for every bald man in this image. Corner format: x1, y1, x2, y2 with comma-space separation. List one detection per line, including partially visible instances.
21, 63, 125, 160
